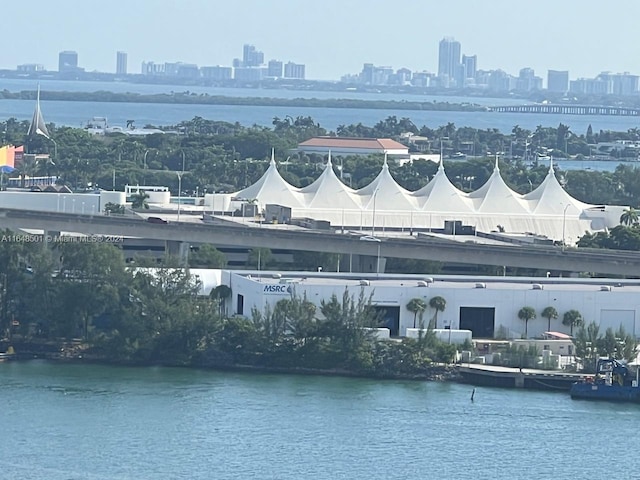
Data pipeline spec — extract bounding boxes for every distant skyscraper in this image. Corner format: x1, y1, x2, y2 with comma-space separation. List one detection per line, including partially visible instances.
438, 37, 461, 86
284, 62, 305, 80
267, 60, 283, 78
58, 51, 78, 72
462, 55, 477, 80
243, 44, 264, 67
116, 51, 127, 75
547, 70, 569, 93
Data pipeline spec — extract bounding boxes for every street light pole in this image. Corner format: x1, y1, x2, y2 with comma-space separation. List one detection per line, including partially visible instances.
177, 172, 183, 222
174, 151, 186, 222
372, 188, 379, 236
562, 203, 572, 252
143, 149, 151, 185
440, 136, 449, 163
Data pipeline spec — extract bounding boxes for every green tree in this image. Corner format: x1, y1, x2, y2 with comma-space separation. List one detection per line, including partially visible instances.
130, 192, 149, 210
103, 202, 125, 215
517, 306, 536, 338
541, 306, 558, 332
406, 297, 427, 329
620, 207, 639, 226
189, 244, 227, 268
562, 309, 584, 336
428, 296, 446, 329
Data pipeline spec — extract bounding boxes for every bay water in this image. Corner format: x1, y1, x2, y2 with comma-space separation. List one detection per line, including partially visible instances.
0, 360, 638, 479
1, 78, 640, 137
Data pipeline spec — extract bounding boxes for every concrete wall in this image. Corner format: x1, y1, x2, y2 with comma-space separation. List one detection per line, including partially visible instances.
0, 191, 100, 214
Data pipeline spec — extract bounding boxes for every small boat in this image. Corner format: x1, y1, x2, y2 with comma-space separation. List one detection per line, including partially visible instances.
0, 346, 16, 362
570, 358, 640, 402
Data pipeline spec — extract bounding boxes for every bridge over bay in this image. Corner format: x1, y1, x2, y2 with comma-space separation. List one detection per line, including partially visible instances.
488, 104, 640, 116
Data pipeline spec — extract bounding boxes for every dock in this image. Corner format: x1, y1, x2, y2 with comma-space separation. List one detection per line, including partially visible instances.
458, 364, 588, 391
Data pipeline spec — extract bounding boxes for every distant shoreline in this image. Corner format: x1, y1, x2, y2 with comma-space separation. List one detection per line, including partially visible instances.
0, 89, 485, 112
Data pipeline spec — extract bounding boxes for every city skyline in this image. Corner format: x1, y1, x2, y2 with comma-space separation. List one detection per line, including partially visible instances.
5, 0, 640, 81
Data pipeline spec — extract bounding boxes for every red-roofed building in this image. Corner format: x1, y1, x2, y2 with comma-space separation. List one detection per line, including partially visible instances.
298, 137, 409, 156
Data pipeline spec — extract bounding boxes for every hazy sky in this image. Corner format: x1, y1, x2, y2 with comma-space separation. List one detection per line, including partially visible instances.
6, 0, 640, 81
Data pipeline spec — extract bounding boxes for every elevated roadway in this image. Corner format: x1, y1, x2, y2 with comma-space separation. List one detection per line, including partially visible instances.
0, 208, 638, 277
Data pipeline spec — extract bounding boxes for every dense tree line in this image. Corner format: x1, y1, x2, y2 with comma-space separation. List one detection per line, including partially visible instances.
0, 233, 455, 376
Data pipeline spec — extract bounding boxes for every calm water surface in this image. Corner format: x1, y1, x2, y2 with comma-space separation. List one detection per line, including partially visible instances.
1, 78, 640, 134
0, 361, 638, 479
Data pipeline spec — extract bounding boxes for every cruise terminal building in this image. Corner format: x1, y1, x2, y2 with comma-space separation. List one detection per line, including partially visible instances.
214, 270, 640, 340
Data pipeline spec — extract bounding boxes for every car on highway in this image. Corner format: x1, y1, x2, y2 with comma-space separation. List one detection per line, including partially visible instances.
146, 216, 169, 224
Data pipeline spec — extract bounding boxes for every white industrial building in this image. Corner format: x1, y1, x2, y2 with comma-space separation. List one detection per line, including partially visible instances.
228, 153, 626, 244
219, 270, 640, 340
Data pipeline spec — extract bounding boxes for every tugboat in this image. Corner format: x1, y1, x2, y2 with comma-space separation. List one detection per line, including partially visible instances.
570, 358, 640, 402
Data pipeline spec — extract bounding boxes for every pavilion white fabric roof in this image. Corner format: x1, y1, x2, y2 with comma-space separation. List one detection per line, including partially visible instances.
233, 151, 305, 208
299, 153, 361, 209
467, 158, 530, 214
357, 156, 417, 210
230, 155, 626, 243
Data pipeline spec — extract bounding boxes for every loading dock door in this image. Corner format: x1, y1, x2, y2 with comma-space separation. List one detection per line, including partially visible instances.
373, 305, 400, 337
459, 307, 495, 338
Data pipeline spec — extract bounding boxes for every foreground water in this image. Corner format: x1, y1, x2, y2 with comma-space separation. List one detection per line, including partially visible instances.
0, 361, 638, 479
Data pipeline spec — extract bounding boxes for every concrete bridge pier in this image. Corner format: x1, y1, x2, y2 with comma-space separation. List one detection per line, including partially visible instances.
347, 254, 387, 274
166, 240, 190, 266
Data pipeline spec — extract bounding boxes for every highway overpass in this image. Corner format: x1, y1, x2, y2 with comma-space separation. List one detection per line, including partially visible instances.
0, 208, 638, 277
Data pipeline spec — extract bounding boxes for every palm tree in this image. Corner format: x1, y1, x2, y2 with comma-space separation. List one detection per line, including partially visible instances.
406, 297, 427, 329
541, 306, 558, 332
131, 192, 149, 210
429, 296, 446, 329
620, 207, 639, 226
518, 306, 536, 338
562, 309, 584, 336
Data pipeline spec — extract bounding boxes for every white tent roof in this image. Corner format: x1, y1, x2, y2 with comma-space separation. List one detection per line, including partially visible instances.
233, 151, 304, 208
357, 157, 417, 210
523, 160, 593, 214
412, 161, 474, 213
467, 158, 530, 214
300, 153, 361, 209
230, 152, 624, 242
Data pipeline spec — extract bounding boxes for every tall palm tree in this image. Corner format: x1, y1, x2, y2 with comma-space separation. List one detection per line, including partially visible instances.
562, 309, 584, 336
406, 297, 427, 329
518, 306, 536, 338
620, 207, 639, 226
429, 296, 446, 329
541, 306, 558, 332
131, 192, 149, 210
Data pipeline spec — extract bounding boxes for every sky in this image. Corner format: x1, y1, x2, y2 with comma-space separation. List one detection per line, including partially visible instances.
5, 0, 640, 82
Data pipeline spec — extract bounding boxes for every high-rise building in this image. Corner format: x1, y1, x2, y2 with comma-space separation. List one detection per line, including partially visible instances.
516, 68, 542, 91
201, 66, 233, 80
58, 51, 78, 72
438, 37, 461, 86
267, 60, 283, 78
242, 44, 264, 67
462, 55, 477, 80
116, 51, 127, 75
284, 62, 305, 80
547, 70, 569, 93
